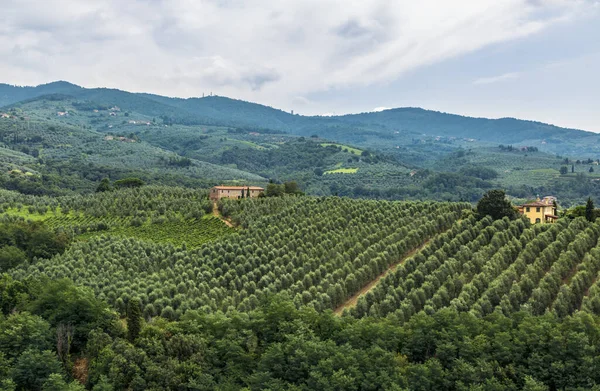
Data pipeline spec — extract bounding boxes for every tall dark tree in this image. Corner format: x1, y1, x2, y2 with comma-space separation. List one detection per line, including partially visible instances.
284, 181, 300, 195
95, 178, 112, 193
476, 189, 517, 220
266, 183, 284, 197
246, 187, 251, 198
127, 299, 142, 342
586, 197, 595, 222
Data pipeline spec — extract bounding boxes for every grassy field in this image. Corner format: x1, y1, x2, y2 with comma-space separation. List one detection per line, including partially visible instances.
324, 168, 359, 174
499, 168, 561, 187
2, 208, 232, 248
86, 215, 232, 248
320, 143, 363, 155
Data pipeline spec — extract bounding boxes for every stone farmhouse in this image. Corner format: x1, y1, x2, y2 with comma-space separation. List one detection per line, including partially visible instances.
210, 186, 264, 201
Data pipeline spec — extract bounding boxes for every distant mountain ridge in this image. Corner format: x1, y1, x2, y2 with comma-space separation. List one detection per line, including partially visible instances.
1, 81, 599, 155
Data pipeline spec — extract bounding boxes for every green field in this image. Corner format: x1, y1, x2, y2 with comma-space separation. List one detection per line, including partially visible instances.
324, 167, 359, 174
500, 168, 561, 187
2, 210, 232, 248
74, 215, 231, 248
0, 186, 233, 248
320, 143, 363, 155
232, 139, 267, 150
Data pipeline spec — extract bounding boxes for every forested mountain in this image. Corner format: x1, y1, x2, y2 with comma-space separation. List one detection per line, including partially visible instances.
2, 81, 599, 153
337, 109, 600, 154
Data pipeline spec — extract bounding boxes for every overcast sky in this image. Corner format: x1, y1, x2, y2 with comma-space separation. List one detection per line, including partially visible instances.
1, 0, 599, 131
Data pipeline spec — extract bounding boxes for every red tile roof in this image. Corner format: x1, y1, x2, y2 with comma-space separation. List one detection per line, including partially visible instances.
521, 201, 551, 207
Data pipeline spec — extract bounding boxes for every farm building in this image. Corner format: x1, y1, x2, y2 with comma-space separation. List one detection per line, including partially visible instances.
519, 196, 558, 224
210, 186, 264, 200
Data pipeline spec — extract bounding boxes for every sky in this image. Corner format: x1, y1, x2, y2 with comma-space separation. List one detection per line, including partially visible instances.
1, 0, 599, 131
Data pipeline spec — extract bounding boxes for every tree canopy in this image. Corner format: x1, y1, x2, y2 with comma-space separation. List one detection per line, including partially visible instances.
476, 189, 518, 220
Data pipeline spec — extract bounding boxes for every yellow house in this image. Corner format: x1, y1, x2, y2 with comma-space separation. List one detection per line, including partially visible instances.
519, 196, 558, 224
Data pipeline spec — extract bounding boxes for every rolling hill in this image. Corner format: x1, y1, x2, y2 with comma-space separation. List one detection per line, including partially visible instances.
2, 81, 599, 154
1, 81, 599, 205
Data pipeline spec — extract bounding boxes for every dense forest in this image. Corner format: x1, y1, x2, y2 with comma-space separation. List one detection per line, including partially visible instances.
4, 275, 600, 391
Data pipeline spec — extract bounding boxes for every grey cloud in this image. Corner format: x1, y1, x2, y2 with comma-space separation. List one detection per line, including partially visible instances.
334, 19, 372, 38
205, 0, 245, 8
0, 0, 594, 116
292, 96, 311, 106
525, 0, 544, 6
243, 69, 281, 91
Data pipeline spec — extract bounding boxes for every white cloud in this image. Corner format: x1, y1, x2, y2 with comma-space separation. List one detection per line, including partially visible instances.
0, 0, 595, 109
473, 72, 521, 85
372, 107, 391, 112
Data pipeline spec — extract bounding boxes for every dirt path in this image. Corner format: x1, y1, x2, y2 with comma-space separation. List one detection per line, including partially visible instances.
212, 202, 235, 228
333, 239, 432, 315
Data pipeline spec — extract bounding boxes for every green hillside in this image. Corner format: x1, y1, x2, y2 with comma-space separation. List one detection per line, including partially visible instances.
337, 108, 600, 154
1, 82, 600, 205
0, 97, 266, 194
3, 190, 600, 390
3, 81, 600, 154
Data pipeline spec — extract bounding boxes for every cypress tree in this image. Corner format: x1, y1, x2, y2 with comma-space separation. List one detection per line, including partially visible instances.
127, 298, 142, 342
586, 197, 595, 222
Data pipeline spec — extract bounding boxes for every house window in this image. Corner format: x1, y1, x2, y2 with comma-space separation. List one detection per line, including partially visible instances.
536, 207, 540, 212
526, 207, 530, 212
535, 218, 541, 224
